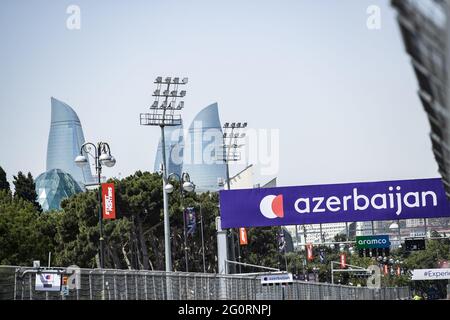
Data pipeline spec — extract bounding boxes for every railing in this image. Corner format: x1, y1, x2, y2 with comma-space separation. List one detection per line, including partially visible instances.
0, 266, 411, 300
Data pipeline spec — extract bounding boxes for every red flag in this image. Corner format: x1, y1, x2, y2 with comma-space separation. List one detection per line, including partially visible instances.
307, 243, 314, 261
384, 265, 389, 275
340, 253, 346, 268
102, 183, 116, 220
239, 228, 248, 245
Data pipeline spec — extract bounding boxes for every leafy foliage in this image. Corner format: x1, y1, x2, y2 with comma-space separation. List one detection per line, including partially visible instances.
0, 166, 9, 191
0, 190, 52, 265
52, 171, 224, 272
13, 171, 41, 212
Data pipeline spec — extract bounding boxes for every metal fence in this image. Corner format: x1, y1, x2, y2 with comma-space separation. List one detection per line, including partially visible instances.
0, 266, 410, 300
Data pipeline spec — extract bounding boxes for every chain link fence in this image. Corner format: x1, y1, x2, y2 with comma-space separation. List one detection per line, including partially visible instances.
0, 266, 410, 300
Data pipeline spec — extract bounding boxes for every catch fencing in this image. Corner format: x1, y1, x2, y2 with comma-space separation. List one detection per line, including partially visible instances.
0, 266, 410, 300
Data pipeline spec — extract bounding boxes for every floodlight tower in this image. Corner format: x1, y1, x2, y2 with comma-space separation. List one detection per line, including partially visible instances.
221, 122, 247, 273
140, 76, 188, 272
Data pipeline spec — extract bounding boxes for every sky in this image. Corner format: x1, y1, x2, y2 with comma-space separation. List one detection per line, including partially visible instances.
0, 0, 439, 189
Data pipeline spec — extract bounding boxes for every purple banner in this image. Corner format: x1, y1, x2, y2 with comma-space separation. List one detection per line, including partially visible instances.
219, 178, 450, 228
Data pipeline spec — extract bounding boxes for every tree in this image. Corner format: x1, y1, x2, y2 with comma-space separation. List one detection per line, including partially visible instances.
0, 190, 52, 265
400, 236, 450, 298
13, 171, 41, 212
53, 171, 224, 271
0, 166, 9, 191
0, 169, 296, 274
239, 226, 280, 272
55, 189, 115, 268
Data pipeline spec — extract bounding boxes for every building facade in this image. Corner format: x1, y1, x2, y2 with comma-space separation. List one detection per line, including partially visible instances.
226, 164, 254, 190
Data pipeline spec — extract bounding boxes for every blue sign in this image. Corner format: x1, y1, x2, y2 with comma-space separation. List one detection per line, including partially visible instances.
219, 178, 450, 228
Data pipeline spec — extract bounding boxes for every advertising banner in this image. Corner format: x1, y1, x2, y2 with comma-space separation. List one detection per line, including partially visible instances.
239, 228, 248, 245
340, 253, 346, 269
411, 268, 450, 280
306, 244, 313, 261
102, 183, 116, 220
355, 235, 391, 249
260, 273, 293, 285
184, 207, 196, 236
219, 178, 450, 228
35, 273, 61, 292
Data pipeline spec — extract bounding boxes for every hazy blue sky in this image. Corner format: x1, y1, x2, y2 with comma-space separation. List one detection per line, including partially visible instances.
0, 0, 439, 188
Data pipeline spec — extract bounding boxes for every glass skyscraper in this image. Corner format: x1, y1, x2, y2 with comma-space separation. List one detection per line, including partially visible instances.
182, 103, 227, 192
35, 169, 83, 211
46, 97, 93, 186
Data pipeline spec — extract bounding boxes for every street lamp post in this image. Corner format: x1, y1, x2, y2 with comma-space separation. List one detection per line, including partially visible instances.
75, 142, 116, 269
140, 76, 188, 272
199, 203, 206, 273
165, 172, 195, 272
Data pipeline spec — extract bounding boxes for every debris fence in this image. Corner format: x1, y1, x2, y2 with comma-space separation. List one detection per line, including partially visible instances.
0, 266, 410, 300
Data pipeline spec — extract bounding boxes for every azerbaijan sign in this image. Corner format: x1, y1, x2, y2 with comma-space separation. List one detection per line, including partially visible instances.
219, 178, 450, 228
355, 235, 390, 249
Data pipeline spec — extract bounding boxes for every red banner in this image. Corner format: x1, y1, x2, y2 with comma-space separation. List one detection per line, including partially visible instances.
340, 253, 346, 268
384, 265, 389, 275
307, 243, 313, 261
102, 183, 116, 220
239, 228, 248, 245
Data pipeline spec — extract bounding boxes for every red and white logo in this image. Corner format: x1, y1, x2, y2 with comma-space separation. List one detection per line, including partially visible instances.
102, 182, 116, 220
259, 195, 284, 219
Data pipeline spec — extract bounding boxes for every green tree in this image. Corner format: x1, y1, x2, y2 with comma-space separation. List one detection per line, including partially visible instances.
55, 189, 112, 268
239, 227, 281, 272
0, 190, 50, 265
401, 235, 450, 298
13, 171, 41, 212
0, 169, 297, 274
51, 171, 225, 271
170, 190, 221, 272
0, 166, 9, 191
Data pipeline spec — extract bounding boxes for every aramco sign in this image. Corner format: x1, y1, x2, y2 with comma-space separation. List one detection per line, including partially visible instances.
355, 235, 391, 249
219, 178, 450, 228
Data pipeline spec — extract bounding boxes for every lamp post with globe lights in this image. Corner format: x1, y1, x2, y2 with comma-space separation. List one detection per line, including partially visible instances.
75, 141, 116, 269
164, 172, 195, 272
